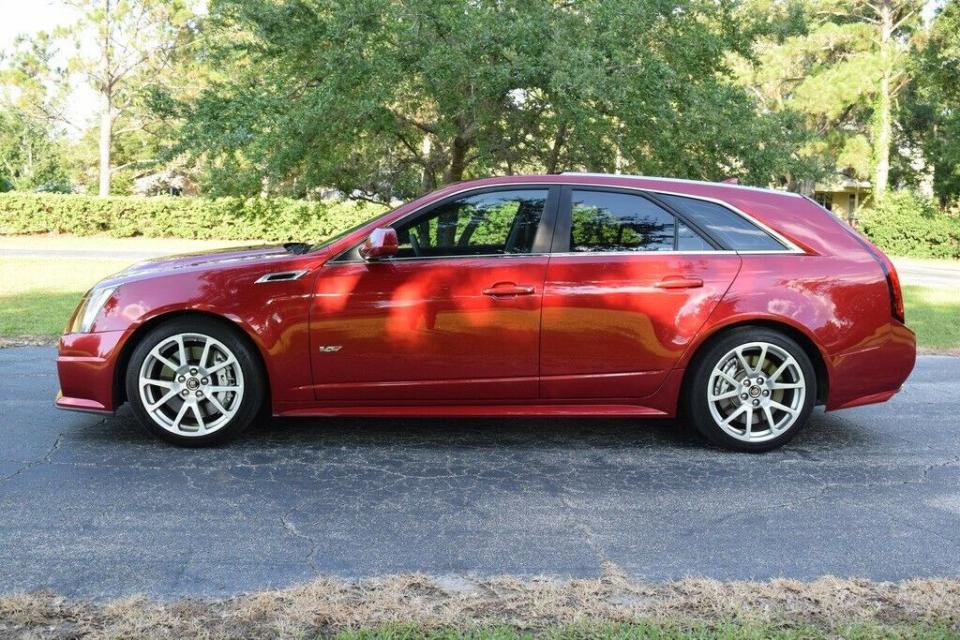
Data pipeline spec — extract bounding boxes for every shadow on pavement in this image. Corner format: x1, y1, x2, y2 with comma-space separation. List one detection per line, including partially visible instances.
69, 404, 873, 454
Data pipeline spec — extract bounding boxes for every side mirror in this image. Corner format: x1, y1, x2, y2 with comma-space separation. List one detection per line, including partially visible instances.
360, 227, 398, 260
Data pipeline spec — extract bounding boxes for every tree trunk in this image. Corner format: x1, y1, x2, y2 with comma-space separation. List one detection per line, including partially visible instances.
98, 90, 113, 196
545, 122, 567, 174
444, 134, 468, 184
873, 0, 894, 200
98, 0, 113, 197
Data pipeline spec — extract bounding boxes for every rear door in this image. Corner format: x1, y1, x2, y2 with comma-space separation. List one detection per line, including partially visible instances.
540, 186, 742, 401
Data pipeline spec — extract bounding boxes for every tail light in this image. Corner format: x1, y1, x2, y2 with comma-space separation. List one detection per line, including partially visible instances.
849, 230, 906, 323
801, 196, 907, 324
884, 261, 906, 323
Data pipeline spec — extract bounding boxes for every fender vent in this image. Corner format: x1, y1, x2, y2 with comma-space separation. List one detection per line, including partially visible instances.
255, 270, 309, 284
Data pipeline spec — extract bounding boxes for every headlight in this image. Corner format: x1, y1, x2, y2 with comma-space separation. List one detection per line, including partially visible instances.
70, 286, 118, 334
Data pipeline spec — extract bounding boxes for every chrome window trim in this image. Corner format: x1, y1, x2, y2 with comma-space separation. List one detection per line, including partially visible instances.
330, 252, 550, 265
330, 180, 805, 264
549, 250, 740, 257
333, 250, 746, 265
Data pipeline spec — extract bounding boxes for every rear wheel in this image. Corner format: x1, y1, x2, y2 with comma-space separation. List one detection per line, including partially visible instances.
125, 316, 266, 446
686, 327, 816, 452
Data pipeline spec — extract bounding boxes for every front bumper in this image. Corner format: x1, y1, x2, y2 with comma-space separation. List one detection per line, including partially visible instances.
55, 330, 126, 414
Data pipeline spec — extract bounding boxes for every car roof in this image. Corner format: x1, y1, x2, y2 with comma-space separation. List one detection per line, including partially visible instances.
408, 174, 857, 258
433, 173, 801, 202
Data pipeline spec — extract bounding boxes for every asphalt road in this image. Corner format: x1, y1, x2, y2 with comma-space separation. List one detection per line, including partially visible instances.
1, 347, 958, 600
892, 257, 960, 289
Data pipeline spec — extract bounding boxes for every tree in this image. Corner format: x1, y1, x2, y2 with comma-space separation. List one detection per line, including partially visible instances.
901, 0, 960, 204
174, 0, 812, 202
733, 0, 922, 198
0, 109, 70, 192
58, 0, 197, 195
0, 33, 71, 191
862, 0, 922, 196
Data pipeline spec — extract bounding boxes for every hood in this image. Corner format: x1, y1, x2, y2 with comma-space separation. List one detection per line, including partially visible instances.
102, 244, 302, 284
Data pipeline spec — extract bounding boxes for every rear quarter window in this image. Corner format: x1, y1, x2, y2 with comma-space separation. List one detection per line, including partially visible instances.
657, 194, 787, 251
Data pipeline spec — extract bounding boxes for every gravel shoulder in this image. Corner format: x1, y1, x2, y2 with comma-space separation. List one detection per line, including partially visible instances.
3, 572, 959, 639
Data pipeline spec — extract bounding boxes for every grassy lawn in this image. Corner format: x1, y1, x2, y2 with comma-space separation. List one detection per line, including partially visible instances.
0, 257, 132, 336
1, 238, 958, 352
0, 236, 243, 338
903, 285, 960, 351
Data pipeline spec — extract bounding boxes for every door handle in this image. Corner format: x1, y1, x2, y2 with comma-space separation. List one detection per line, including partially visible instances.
655, 276, 704, 289
482, 282, 536, 297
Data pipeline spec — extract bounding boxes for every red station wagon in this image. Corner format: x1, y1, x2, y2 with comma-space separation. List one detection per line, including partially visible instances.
56, 174, 917, 451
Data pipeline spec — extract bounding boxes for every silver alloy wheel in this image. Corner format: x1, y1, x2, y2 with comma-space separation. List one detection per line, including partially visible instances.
706, 341, 806, 443
138, 332, 244, 437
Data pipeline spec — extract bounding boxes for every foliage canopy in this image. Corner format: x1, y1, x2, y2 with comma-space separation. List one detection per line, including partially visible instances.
172, 0, 814, 201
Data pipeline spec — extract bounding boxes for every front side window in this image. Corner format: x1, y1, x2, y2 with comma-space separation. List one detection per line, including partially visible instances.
393, 189, 547, 259
569, 190, 711, 253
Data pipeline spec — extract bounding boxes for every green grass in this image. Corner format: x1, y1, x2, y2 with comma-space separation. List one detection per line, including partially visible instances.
0, 236, 246, 337
329, 622, 960, 640
0, 256, 133, 336
902, 285, 960, 351
0, 290, 95, 336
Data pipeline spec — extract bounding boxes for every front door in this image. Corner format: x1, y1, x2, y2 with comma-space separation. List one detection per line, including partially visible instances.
309, 187, 558, 403
540, 187, 741, 401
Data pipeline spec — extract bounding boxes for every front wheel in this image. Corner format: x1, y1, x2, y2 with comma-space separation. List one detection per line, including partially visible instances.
125, 316, 266, 446
685, 328, 816, 452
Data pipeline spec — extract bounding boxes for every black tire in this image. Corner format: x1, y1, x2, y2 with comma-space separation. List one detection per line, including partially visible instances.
125, 316, 267, 446
684, 326, 816, 452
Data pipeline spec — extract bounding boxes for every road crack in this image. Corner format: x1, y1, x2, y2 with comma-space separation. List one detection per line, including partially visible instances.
280, 507, 320, 572
0, 429, 67, 485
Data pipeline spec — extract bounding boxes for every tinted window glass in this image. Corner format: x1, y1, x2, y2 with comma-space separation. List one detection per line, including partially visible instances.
677, 221, 713, 251
570, 190, 677, 252
393, 189, 546, 258
657, 194, 786, 251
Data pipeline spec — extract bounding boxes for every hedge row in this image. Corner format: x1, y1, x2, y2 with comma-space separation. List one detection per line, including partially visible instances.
860, 191, 960, 259
0, 192, 386, 242
2, 190, 958, 258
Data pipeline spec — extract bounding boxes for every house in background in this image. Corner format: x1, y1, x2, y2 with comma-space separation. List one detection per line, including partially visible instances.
132, 170, 200, 197
813, 175, 871, 225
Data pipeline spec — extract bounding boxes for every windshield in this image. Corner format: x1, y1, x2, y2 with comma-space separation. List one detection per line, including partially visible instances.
307, 211, 387, 253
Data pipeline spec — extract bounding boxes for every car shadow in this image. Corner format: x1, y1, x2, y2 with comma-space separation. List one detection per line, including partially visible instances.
248, 406, 869, 453
76, 405, 872, 455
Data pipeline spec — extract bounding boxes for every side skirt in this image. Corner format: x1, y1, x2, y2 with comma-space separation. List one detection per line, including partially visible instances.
275, 403, 671, 418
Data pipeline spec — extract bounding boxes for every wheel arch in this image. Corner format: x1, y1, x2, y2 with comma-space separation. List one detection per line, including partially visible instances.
112, 309, 271, 408
681, 319, 829, 407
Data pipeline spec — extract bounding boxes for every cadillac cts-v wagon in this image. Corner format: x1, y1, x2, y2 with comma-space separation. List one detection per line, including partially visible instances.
56, 174, 916, 451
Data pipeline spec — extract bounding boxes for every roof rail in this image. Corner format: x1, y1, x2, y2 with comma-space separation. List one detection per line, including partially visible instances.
558, 172, 801, 198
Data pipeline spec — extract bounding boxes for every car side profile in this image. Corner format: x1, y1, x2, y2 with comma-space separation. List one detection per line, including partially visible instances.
56, 174, 916, 451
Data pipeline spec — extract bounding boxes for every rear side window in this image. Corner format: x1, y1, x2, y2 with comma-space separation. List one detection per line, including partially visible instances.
657, 194, 787, 251
569, 190, 712, 253
677, 221, 713, 251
